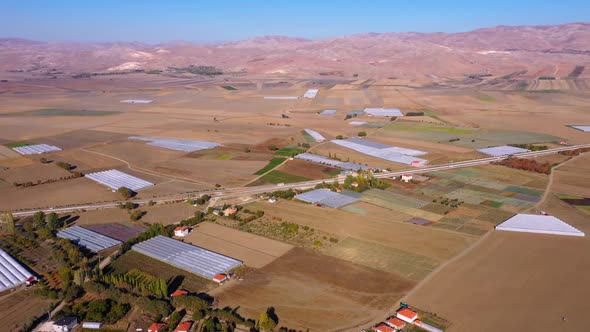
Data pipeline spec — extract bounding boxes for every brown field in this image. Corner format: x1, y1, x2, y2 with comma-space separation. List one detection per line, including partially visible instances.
184, 222, 294, 268
247, 200, 476, 262
212, 248, 416, 331
73, 202, 200, 226
0, 289, 55, 332
0, 162, 72, 184
550, 152, 590, 196
275, 159, 339, 179
0, 146, 21, 160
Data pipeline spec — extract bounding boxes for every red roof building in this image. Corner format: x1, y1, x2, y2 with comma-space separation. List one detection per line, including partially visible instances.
174, 321, 193, 332
386, 317, 407, 329
148, 323, 165, 332
170, 289, 188, 297
396, 307, 418, 323
374, 322, 395, 332
212, 273, 228, 284
174, 226, 190, 237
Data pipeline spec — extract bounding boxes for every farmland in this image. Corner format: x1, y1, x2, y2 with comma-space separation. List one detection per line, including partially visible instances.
0, 290, 56, 332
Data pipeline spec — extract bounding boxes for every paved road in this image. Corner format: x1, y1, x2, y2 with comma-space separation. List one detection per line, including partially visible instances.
13, 144, 590, 217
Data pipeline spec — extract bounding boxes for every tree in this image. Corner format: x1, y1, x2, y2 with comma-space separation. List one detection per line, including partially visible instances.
357, 131, 367, 137
46, 212, 62, 230
117, 187, 136, 199
56, 161, 73, 170
58, 265, 73, 290
32, 211, 46, 227
335, 135, 344, 139
2, 211, 15, 235
258, 311, 277, 331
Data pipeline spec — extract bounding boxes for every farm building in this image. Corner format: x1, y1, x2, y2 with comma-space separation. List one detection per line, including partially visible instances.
148, 323, 165, 332
129, 136, 220, 152
477, 145, 530, 157
495, 214, 585, 237
401, 174, 413, 182
132, 236, 242, 279
85, 169, 154, 191
331, 138, 428, 165
120, 99, 153, 104
363, 108, 404, 117
268, 197, 277, 203
414, 320, 444, 332
170, 289, 188, 297
212, 273, 229, 284
12, 144, 62, 155
303, 89, 319, 98
319, 109, 337, 115
569, 125, 590, 132
396, 308, 418, 323
295, 189, 359, 208
53, 316, 78, 332
303, 129, 326, 142
374, 322, 395, 332
174, 321, 193, 332
81, 322, 102, 330
0, 248, 34, 292
223, 206, 238, 216
386, 317, 407, 329
174, 226, 190, 237
56, 226, 122, 252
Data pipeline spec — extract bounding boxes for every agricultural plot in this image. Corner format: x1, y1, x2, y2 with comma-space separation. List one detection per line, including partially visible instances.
12, 144, 62, 155
274, 146, 306, 157
324, 237, 439, 281
56, 226, 122, 252
295, 189, 359, 208
0, 248, 33, 292
129, 136, 220, 152
255, 170, 311, 185
0, 291, 55, 332
132, 236, 242, 279
332, 138, 428, 165
303, 129, 325, 142
253, 157, 286, 175
184, 222, 293, 269
85, 169, 154, 191
477, 145, 530, 156
0, 109, 121, 117
83, 223, 147, 242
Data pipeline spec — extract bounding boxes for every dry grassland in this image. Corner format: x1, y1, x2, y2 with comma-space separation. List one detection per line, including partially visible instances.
212, 248, 416, 331
184, 222, 294, 268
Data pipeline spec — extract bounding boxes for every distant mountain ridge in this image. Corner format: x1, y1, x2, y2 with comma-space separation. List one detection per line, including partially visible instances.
1, 23, 589, 80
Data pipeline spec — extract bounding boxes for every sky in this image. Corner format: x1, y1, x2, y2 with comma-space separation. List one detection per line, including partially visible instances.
1, 0, 589, 43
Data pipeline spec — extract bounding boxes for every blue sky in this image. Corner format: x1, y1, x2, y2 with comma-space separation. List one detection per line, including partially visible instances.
2, 0, 588, 43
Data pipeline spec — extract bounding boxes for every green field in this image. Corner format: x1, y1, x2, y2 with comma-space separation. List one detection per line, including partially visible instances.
477, 95, 496, 102
275, 146, 306, 157
0, 108, 122, 117
221, 85, 238, 90
4, 141, 34, 148
302, 131, 316, 143
254, 157, 286, 175
109, 251, 213, 292
214, 153, 233, 160
385, 123, 474, 134
324, 237, 439, 281
257, 170, 311, 184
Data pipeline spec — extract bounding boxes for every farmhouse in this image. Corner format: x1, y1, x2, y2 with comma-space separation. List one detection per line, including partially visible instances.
212, 273, 229, 284
148, 323, 165, 332
52, 316, 78, 332
268, 197, 277, 203
396, 307, 418, 323
386, 317, 407, 329
374, 322, 395, 332
401, 174, 413, 182
223, 206, 238, 216
174, 321, 193, 332
174, 226, 190, 237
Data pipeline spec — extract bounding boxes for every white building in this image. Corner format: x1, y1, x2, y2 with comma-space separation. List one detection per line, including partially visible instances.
303, 89, 319, 98
174, 226, 190, 237
401, 174, 413, 183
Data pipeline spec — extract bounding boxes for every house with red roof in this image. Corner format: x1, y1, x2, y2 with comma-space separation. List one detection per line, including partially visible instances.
396, 307, 418, 323
174, 321, 193, 332
386, 317, 406, 329
170, 289, 188, 297
174, 226, 190, 237
212, 273, 228, 284
147, 322, 165, 332
374, 322, 395, 332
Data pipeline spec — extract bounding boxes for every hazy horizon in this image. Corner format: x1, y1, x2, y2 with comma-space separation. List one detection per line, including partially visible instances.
2, 0, 589, 43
